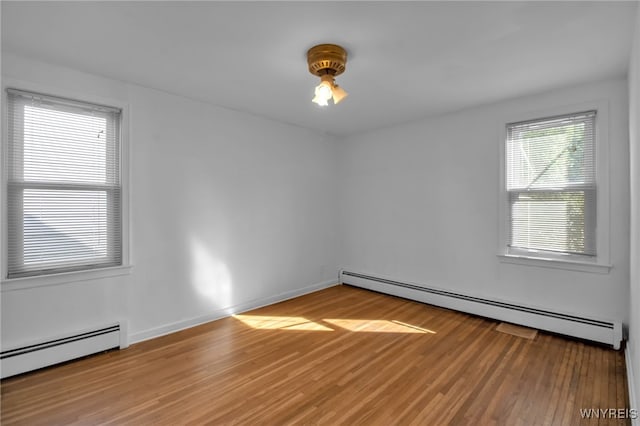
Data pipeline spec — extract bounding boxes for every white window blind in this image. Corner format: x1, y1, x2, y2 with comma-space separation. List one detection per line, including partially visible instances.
6, 89, 122, 278
506, 111, 596, 257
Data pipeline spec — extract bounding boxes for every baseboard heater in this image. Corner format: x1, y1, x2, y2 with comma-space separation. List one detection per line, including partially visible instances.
1, 322, 126, 379
341, 271, 623, 349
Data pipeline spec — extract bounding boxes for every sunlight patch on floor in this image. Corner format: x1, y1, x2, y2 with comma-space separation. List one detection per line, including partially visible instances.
391, 320, 436, 334
234, 315, 436, 334
323, 319, 436, 334
233, 315, 333, 331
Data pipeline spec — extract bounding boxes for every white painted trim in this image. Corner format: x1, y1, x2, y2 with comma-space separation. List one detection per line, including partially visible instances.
129, 280, 338, 344
627, 346, 640, 426
1, 86, 10, 283
1, 264, 133, 292
1, 331, 120, 379
0, 321, 123, 378
118, 319, 129, 349
341, 270, 622, 348
497, 99, 612, 271
497, 254, 611, 274
1, 321, 121, 353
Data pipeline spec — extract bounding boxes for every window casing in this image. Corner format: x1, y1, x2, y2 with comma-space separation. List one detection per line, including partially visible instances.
505, 111, 597, 261
6, 89, 122, 278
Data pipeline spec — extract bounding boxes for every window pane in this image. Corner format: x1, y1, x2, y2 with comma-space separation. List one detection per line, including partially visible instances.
22, 189, 110, 265
505, 111, 596, 257
23, 105, 109, 184
507, 112, 595, 190
6, 89, 122, 278
509, 191, 592, 255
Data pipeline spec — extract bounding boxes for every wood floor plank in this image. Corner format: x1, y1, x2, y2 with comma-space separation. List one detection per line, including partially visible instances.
0, 285, 631, 425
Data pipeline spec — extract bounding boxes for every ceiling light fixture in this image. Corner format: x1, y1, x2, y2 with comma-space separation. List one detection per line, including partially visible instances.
307, 44, 348, 106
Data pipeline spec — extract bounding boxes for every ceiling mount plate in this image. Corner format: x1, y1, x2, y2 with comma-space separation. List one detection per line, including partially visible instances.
307, 44, 347, 77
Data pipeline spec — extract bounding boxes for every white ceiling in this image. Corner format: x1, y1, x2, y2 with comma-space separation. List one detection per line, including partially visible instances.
2, 1, 638, 136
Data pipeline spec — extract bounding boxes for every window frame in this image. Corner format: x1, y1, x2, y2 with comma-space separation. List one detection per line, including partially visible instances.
497, 100, 611, 274
1, 80, 132, 290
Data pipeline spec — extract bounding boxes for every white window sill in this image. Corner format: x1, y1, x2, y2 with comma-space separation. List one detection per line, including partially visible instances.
497, 254, 611, 274
1, 265, 133, 292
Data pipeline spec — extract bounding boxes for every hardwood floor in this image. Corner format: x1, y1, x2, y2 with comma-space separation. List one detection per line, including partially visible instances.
1, 285, 630, 425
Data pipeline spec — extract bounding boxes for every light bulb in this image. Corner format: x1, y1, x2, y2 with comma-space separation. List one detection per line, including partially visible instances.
332, 84, 348, 104
312, 80, 333, 106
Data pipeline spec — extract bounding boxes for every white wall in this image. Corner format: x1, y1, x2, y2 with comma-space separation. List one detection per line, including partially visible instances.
627, 4, 640, 413
1, 53, 340, 348
0, 49, 633, 370
338, 79, 630, 324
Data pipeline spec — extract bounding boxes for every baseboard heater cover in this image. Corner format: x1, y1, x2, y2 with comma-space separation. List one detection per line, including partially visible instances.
341, 271, 623, 349
1, 322, 126, 379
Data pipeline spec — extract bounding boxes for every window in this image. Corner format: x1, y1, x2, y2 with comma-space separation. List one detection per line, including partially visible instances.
6, 89, 122, 278
505, 111, 596, 260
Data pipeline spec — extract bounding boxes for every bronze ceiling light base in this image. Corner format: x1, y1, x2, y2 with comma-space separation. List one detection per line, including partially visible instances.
306, 44, 349, 106
307, 44, 348, 76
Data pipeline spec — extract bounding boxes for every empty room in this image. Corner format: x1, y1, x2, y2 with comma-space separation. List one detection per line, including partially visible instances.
1, 1, 640, 424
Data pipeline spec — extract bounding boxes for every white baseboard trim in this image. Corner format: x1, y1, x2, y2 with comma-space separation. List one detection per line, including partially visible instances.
1, 322, 122, 378
626, 346, 639, 426
341, 270, 622, 349
129, 280, 338, 344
